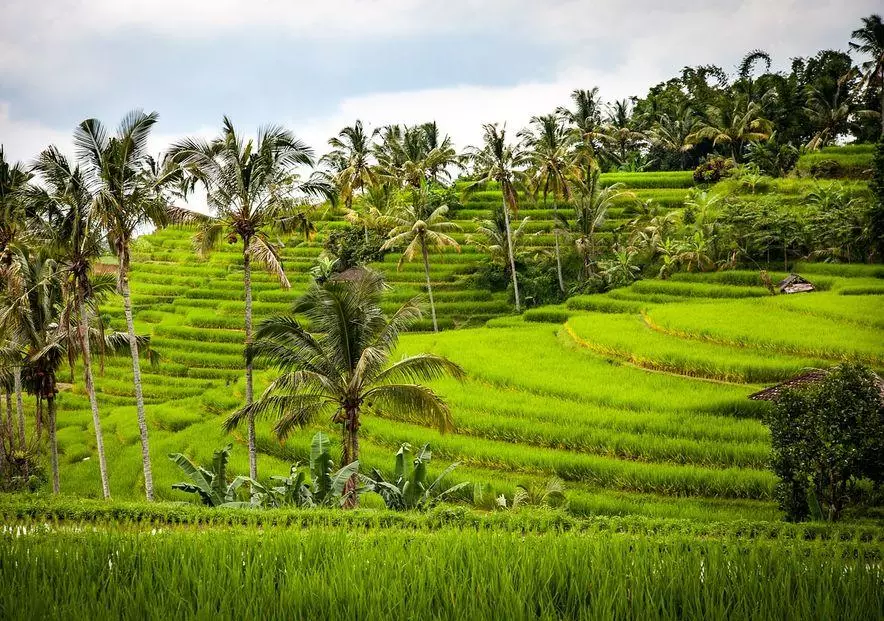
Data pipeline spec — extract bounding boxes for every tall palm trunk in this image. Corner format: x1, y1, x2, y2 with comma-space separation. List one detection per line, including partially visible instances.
13, 367, 24, 448
548, 195, 564, 293
501, 187, 521, 312
420, 239, 438, 332
47, 393, 58, 494
36, 397, 42, 442
119, 254, 154, 501
77, 292, 111, 499
243, 236, 257, 481
341, 405, 360, 508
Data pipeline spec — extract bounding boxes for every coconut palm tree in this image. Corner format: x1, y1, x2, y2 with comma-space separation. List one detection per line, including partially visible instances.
560, 167, 633, 280
381, 183, 460, 332
0, 147, 31, 451
557, 88, 605, 176
0, 248, 64, 493
519, 114, 575, 292
648, 106, 697, 170
687, 100, 773, 162
320, 121, 377, 241
30, 146, 113, 498
224, 269, 465, 507
804, 75, 852, 150
601, 99, 646, 168
74, 109, 168, 500
468, 208, 532, 270
169, 117, 331, 480
374, 124, 458, 189
465, 124, 526, 311
850, 14, 884, 136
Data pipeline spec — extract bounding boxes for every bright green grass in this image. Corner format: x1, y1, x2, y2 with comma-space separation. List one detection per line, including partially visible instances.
566, 312, 829, 383
2, 521, 879, 621
645, 297, 884, 364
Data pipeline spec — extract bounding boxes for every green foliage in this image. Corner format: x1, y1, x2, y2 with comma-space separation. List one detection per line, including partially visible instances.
766, 363, 884, 522
366, 443, 469, 510
322, 224, 388, 270
168, 444, 251, 507
693, 157, 735, 183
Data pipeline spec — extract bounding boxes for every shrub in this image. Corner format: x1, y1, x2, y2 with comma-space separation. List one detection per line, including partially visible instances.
323, 225, 388, 270
765, 363, 884, 521
693, 157, 735, 184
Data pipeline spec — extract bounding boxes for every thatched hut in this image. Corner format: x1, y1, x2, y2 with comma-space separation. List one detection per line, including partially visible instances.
749, 369, 884, 402
777, 273, 815, 294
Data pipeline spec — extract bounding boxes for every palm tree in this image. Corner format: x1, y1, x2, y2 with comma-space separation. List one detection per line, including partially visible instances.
850, 14, 884, 136
225, 269, 465, 507
649, 106, 697, 170
687, 100, 772, 162
465, 124, 526, 311
519, 114, 575, 292
74, 110, 168, 500
169, 117, 330, 480
601, 99, 646, 168
30, 146, 113, 498
374, 124, 457, 189
561, 167, 633, 280
804, 75, 852, 150
0, 147, 31, 451
320, 121, 377, 241
381, 184, 460, 332
468, 208, 532, 270
557, 88, 605, 176
0, 248, 65, 493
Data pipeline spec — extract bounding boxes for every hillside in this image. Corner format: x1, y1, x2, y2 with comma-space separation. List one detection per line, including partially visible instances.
30, 168, 879, 527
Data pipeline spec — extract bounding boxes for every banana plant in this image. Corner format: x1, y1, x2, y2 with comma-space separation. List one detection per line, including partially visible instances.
169, 444, 251, 507
366, 443, 469, 510
245, 432, 360, 508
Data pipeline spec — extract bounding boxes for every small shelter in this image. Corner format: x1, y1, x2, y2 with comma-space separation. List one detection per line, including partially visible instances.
749, 369, 884, 402
777, 273, 815, 294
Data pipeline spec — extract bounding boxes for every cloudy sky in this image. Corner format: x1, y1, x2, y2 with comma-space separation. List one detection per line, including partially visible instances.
1, 0, 878, 165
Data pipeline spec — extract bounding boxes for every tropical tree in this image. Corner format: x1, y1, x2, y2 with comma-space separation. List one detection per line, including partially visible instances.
465, 124, 526, 311
804, 75, 852, 150
374, 123, 457, 189
381, 183, 460, 332
519, 114, 575, 292
560, 167, 633, 280
169, 117, 330, 480
688, 100, 773, 162
649, 106, 697, 169
468, 208, 533, 270
601, 99, 646, 167
0, 249, 64, 492
320, 121, 377, 241
74, 110, 168, 500
0, 147, 31, 450
557, 87, 605, 176
224, 269, 465, 507
30, 146, 113, 497
850, 14, 884, 136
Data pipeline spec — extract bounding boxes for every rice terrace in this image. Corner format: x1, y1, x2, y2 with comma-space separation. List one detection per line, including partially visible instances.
1, 4, 883, 620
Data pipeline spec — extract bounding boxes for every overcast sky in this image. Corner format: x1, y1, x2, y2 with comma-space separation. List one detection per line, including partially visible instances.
1, 0, 879, 166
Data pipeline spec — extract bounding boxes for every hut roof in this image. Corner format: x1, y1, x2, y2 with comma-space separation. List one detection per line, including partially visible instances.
777, 273, 814, 294
749, 369, 884, 401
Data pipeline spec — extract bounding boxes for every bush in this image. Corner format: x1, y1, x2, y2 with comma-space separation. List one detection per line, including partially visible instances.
809, 159, 842, 179
323, 225, 388, 270
765, 363, 884, 522
693, 157, 735, 184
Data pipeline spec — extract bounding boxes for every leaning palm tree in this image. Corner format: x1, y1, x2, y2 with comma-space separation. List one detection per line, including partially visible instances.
465, 124, 526, 311
30, 146, 113, 498
169, 117, 331, 479
850, 14, 884, 137
225, 269, 465, 507
380, 183, 460, 332
74, 109, 168, 500
519, 114, 576, 292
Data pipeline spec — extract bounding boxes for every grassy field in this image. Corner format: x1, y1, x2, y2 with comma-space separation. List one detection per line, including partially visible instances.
5, 167, 883, 619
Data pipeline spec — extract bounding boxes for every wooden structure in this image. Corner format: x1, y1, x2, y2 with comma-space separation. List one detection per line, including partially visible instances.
750, 369, 884, 401
777, 273, 815, 294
